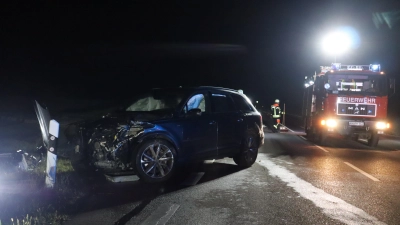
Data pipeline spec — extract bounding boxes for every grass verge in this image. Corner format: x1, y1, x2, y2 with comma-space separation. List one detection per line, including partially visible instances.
0, 157, 89, 225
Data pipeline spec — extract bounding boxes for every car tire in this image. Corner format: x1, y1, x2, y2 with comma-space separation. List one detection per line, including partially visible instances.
368, 132, 379, 147
133, 139, 177, 183
233, 130, 259, 168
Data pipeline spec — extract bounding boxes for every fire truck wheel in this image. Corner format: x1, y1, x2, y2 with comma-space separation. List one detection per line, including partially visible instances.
317, 132, 328, 146
306, 129, 315, 141
368, 133, 379, 147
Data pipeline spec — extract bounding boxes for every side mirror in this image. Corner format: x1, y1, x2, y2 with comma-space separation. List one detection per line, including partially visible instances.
187, 108, 202, 117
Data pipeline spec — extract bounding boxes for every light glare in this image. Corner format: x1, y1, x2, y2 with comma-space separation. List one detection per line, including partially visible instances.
326, 119, 337, 127
376, 122, 388, 129
322, 31, 351, 55
321, 119, 337, 127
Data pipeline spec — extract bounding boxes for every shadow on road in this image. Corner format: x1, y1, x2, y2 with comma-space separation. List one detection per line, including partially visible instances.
66, 159, 243, 217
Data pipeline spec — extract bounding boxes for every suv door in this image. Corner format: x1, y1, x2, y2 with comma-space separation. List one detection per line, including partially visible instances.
210, 92, 243, 157
180, 92, 218, 160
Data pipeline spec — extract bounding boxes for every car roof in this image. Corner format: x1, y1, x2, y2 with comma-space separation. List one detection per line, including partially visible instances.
153, 86, 241, 94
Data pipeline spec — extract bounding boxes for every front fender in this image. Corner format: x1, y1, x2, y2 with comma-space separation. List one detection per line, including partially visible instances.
133, 129, 181, 156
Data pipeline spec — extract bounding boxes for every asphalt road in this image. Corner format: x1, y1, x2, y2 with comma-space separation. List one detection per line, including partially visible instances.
65, 127, 400, 225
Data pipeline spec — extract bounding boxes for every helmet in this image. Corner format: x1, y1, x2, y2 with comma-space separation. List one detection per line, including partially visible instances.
275, 99, 280, 103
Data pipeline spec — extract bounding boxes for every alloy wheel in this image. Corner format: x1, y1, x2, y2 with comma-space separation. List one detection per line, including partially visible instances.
140, 143, 174, 179
244, 136, 257, 163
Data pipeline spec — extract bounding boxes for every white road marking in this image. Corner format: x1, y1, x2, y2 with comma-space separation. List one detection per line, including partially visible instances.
315, 145, 329, 153
141, 204, 180, 225
343, 162, 380, 182
283, 126, 327, 153
256, 154, 385, 225
285, 126, 295, 132
180, 172, 205, 186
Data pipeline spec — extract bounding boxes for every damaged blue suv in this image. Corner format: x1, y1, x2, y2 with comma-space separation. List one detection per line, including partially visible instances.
65, 86, 264, 183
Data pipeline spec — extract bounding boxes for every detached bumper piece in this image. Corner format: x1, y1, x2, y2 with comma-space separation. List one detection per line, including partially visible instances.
104, 171, 140, 183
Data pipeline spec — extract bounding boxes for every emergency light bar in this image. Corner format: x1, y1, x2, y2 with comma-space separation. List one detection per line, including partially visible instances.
369, 64, 381, 72
321, 63, 381, 73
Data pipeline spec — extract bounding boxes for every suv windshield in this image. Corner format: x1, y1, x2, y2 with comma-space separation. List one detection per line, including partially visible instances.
126, 89, 187, 112
323, 74, 387, 96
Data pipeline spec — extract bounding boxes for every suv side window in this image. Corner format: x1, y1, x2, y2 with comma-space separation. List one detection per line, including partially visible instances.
210, 93, 236, 113
231, 94, 254, 112
183, 93, 207, 114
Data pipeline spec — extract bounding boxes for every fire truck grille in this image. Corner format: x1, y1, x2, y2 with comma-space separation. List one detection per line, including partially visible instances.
337, 103, 376, 116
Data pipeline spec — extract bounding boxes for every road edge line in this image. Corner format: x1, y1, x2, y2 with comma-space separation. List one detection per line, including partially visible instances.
343, 162, 380, 182
315, 145, 329, 153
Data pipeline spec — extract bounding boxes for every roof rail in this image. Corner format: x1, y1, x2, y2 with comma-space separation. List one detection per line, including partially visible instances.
197, 86, 239, 92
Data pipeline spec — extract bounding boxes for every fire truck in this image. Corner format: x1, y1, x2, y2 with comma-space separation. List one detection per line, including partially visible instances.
303, 63, 395, 147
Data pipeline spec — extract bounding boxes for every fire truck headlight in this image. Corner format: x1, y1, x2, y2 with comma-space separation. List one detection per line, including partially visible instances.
321, 119, 337, 127
326, 119, 337, 127
376, 122, 389, 129
324, 83, 330, 89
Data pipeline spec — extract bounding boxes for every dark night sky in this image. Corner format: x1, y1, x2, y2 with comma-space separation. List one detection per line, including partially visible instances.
1, 1, 400, 115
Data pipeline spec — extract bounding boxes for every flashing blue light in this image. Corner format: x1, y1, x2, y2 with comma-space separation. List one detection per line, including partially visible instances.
331, 63, 341, 70
370, 64, 380, 72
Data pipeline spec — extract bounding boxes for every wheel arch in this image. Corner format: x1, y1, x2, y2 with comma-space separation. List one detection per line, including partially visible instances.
241, 122, 262, 148
134, 132, 180, 155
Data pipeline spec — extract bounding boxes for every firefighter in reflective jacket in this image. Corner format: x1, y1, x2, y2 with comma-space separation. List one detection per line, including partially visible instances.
271, 99, 282, 132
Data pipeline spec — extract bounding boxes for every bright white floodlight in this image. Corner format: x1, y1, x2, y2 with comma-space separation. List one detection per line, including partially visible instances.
322, 31, 352, 61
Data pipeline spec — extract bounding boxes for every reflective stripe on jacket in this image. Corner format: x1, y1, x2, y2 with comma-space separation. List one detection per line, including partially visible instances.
271, 104, 281, 118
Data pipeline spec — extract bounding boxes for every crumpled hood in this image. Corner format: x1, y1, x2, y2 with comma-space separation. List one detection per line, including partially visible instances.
64, 110, 171, 144
87, 110, 172, 128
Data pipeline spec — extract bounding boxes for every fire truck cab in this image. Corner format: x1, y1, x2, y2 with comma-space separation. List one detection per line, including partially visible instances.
303, 63, 395, 147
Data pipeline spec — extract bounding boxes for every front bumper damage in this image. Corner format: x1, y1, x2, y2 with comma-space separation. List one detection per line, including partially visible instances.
65, 119, 154, 172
